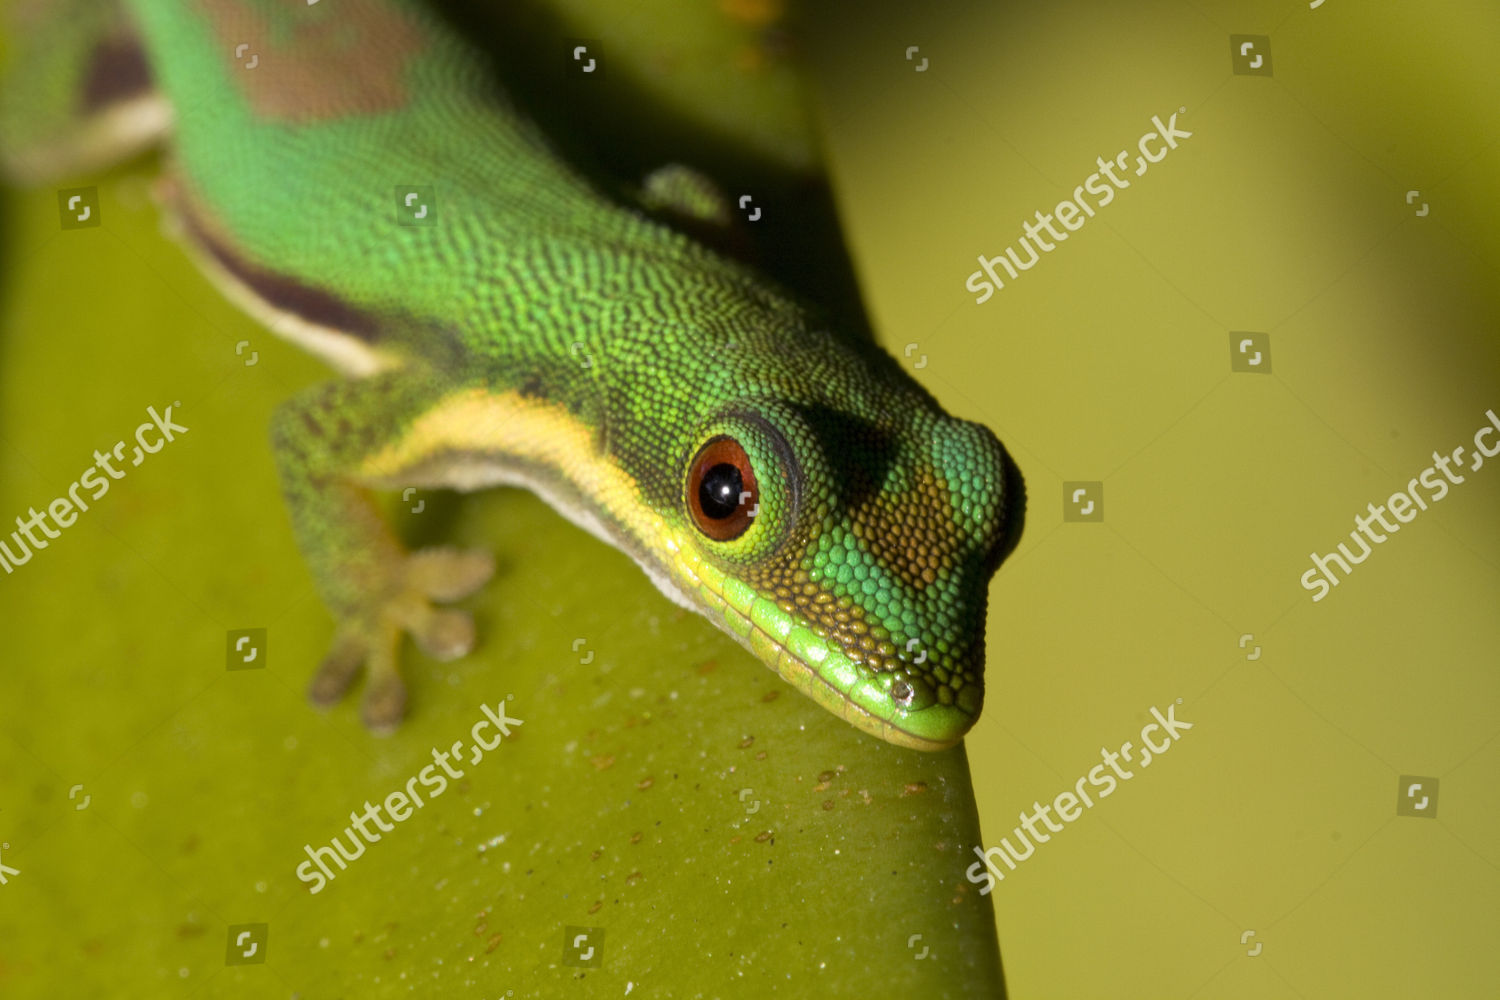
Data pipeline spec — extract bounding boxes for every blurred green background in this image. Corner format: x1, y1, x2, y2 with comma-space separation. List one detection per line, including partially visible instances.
3, 0, 1500, 998
801, 1, 1500, 998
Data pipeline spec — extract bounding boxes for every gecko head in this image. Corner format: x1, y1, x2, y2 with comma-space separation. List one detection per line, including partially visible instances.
663, 387, 1025, 751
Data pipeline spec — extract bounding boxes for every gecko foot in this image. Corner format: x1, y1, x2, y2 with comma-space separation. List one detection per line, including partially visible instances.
307, 547, 495, 733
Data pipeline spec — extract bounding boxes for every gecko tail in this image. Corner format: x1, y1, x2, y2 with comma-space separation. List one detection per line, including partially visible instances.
0, 0, 170, 184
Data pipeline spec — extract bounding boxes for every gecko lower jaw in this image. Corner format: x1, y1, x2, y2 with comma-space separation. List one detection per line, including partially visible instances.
672, 547, 976, 751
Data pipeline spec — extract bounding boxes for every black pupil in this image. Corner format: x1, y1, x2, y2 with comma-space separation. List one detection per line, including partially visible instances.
698, 463, 744, 520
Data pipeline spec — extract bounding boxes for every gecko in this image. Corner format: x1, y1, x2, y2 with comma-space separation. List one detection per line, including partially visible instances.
0, 0, 1025, 751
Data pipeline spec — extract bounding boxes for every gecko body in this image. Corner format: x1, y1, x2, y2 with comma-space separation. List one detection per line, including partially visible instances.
1, 0, 1025, 749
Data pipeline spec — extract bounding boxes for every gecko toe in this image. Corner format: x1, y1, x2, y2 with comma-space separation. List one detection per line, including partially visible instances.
408, 547, 495, 602
308, 632, 366, 707
360, 668, 407, 735
409, 607, 476, 661
308, 550, 484, 730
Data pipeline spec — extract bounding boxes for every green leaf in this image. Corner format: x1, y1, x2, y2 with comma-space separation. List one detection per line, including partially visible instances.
0, 162, 1003, 996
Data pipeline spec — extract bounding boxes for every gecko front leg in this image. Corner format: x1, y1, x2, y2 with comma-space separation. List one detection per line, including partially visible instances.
270, 371, 495, 733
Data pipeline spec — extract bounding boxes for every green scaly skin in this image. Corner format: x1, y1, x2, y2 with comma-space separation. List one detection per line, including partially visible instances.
1, 0, 1025, 749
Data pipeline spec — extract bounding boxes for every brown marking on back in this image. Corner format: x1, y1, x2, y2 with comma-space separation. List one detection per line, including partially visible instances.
81, 33, 155, 112
160, 173, 383, 341
197, 229, 383, 340
5, 0, 58, 31
193, 0, 425, 122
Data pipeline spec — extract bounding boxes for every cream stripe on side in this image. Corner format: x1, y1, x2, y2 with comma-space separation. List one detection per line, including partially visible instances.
356, 387, 698, 613
2, 94, 173, 184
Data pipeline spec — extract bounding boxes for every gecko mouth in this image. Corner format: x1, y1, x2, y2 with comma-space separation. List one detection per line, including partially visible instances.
672, 546, 977, 751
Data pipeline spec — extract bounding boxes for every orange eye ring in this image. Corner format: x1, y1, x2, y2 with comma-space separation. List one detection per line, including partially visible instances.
687, 437, 758, 541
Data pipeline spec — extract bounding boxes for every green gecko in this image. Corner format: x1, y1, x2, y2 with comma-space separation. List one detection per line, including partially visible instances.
0, 0, 1025, 750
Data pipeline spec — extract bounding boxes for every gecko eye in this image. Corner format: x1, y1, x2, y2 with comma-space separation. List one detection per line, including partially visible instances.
687, 437, 759, 541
